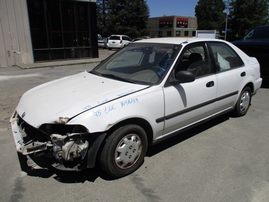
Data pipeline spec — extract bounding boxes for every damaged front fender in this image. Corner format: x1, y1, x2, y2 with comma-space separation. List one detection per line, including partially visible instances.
10, 112, 106, 171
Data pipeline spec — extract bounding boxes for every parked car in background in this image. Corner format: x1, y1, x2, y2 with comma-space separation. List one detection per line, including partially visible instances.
232, 25, 269, 81
107, 35, 132, 50
10, 38, 262, 178
97, 34, 107, 49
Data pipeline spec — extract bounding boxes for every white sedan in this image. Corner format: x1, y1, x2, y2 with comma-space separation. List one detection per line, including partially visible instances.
10, 38, 262, 178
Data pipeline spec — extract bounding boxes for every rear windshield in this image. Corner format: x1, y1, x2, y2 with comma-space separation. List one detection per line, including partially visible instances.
110, 36, 121, 40
244, 27, 269, 39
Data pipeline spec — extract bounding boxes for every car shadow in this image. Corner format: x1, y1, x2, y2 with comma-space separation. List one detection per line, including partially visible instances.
17, 153, 114, 182
18, 114, 230, 182
147, 113, 230, 157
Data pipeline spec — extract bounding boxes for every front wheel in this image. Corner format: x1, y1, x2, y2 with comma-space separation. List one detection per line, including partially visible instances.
99, 124, 148, 178
233, 87, 252, 117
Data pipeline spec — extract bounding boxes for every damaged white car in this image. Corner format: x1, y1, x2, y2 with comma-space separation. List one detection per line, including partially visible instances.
10, 38, 262, 178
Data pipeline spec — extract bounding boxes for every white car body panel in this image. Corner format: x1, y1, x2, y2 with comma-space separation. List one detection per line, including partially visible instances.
215, 67, 246, 111
215, 57, 261, 112
69, 86, 165, 140
15, 71, 149, 128
163, 74, 217, 136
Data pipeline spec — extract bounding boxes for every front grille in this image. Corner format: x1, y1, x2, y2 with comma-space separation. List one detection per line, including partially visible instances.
17, 114, 50, 143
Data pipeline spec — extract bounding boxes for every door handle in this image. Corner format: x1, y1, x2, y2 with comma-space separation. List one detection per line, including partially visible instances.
206, 81, 214, 87
241, 72, 246, 77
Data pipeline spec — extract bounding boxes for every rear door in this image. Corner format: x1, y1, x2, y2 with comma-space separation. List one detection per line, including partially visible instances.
207, 42, 246, 112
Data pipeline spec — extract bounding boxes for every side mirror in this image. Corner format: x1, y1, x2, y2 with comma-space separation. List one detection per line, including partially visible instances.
176, 70, 195, 83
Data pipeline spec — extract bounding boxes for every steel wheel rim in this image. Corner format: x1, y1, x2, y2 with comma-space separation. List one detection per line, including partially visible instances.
114, 133, 142, 169
240, 91, 250, 113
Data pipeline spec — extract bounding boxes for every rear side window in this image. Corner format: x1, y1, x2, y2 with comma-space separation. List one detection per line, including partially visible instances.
110, 36, 120, 40
122, 36, 131, 41
208, 42, 244, 72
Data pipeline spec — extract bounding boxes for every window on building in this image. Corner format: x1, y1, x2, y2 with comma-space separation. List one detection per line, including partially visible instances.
184, 31, 189, 36
167, 31, 172, 37
27, 0, 97, 62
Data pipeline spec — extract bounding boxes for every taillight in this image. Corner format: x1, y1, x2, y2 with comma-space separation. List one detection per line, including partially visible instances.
120, 40, 122, 44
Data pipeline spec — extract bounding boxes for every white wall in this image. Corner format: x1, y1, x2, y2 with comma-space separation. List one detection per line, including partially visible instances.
0, 0, 33, 67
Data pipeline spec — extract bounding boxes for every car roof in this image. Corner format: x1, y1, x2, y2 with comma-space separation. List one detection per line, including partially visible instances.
134, 37, 226, 45
110, 34, 129, 37
254, 25, 269, 29
251, 25, 269, 31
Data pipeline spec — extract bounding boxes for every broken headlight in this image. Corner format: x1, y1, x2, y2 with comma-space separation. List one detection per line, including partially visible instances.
40, 124, 90, 162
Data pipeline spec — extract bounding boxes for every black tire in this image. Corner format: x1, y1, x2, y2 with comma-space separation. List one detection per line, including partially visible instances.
99, 124, 148, 178
233, 87, 252, 117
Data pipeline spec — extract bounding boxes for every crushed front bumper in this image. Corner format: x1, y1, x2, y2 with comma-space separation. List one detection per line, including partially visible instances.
10, 114, 51, 155
10, 111, 107, 171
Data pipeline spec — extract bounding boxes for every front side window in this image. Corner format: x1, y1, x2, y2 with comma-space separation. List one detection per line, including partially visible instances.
208, 42, 244, 72
91, 43, 181, 85
175, 43, 212, 77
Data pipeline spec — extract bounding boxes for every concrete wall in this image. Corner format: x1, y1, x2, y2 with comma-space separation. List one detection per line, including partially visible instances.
0, 0, 33, 67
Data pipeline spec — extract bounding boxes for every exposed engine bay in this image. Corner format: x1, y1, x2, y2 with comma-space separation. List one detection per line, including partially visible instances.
10, 112, 103, 171
51, 133, 89, 162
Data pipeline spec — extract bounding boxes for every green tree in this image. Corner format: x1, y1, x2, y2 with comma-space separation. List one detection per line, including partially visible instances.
96, 0, 109, 35
96, 0, 149, 38
195, 0, 226, 32
228, 0, 269, 37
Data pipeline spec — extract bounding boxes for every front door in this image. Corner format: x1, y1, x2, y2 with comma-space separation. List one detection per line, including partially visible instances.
162, 42, 217, 136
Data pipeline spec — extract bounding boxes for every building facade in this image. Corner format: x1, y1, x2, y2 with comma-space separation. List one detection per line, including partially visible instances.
148, 16, 198, 38
0, 0, 98, 68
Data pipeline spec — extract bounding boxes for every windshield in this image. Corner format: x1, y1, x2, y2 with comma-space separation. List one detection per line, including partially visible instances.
91, 43, 181, 85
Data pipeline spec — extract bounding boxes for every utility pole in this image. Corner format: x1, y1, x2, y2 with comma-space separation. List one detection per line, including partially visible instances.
225, 12, 228, 40
224, 0, 230, 41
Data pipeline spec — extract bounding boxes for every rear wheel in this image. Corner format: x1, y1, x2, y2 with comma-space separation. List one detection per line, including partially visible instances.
99, 124, 148, 178
233, 87, 252, 116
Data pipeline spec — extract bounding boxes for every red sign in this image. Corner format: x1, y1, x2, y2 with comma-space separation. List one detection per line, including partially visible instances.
159, 18, 173, 28
177, 18, 188, 28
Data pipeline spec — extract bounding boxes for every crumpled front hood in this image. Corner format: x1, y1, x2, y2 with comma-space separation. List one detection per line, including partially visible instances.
16, 71, 148, 127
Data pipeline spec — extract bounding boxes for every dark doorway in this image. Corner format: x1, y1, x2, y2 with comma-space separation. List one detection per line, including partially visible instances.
27, 0, 98, 62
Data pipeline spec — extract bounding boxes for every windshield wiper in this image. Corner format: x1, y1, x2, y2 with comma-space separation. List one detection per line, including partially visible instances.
99, 73, 136, 83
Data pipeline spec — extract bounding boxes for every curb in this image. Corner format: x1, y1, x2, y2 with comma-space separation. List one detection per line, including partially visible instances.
14, 49, 115, 69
